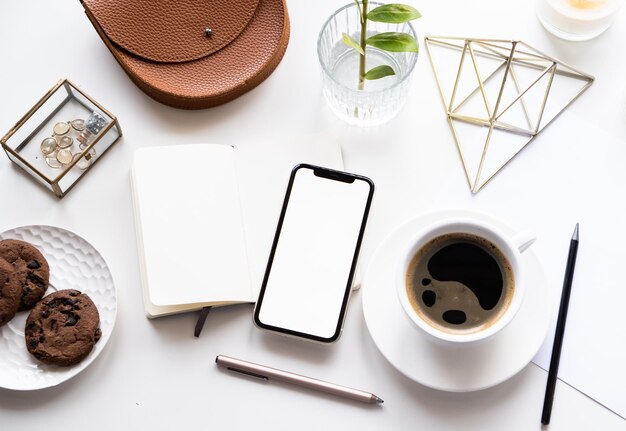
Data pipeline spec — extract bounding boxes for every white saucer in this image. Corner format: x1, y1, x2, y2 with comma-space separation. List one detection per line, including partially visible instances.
362, 210, 550, 392
0, 225, 116, 390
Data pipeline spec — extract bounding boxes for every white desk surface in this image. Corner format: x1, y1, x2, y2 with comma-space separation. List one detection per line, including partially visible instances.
1, 0, 625, 429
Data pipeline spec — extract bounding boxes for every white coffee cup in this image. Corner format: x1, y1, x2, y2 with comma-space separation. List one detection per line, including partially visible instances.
396, 216, 535, 345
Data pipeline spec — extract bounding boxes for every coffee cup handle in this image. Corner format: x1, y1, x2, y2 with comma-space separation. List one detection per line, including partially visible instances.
512, 230, 536, 253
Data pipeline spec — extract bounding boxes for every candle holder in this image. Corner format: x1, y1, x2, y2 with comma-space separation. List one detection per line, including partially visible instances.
1, 79, 122, 198
425, 36, 594, 193
537, 0, 625, 42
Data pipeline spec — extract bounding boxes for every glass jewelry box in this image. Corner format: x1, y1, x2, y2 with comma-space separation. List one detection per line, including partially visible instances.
1, 79, 122, 198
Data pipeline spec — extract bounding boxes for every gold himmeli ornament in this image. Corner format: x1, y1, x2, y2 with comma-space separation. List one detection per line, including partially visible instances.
425, 36, 594, 193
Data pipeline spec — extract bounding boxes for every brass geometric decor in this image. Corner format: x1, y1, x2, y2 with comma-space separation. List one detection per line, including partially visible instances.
425, 36, 594, 193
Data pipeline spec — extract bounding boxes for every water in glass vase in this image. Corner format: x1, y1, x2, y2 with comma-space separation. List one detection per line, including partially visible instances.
332, 48, 403, 91
322, 43, 414, 126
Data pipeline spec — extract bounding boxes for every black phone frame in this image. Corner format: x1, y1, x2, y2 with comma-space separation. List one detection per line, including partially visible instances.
253, 164, 375, 343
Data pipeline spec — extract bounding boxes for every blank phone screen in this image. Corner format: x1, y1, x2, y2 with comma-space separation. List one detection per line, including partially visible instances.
255, 166, 372, 341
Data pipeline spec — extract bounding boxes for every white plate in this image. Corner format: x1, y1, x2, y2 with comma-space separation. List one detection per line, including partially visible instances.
362, 210, 550, 392
0, 225, 116, 390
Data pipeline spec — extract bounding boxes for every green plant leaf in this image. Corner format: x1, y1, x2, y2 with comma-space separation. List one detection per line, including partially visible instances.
342, 32, 365, 55
364, 65, 396, 80
366, 32, 418, 52
367, 4, 422, 23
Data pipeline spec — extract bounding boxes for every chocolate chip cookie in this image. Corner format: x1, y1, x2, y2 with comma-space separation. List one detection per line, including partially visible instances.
25, 289, 101, 366
0, 239, 50, 311
0, 258, 20, 327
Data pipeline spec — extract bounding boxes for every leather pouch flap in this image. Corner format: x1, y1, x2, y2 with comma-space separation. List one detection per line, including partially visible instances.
82, 0, 260, 63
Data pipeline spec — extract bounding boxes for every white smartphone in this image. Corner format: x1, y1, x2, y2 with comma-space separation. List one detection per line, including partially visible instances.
254, 164, 374, 343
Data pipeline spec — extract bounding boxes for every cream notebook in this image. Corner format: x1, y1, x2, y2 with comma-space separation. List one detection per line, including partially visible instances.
131, 138, 344, 318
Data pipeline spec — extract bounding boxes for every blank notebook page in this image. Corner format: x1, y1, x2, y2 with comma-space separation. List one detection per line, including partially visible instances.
132, 144, 252, 307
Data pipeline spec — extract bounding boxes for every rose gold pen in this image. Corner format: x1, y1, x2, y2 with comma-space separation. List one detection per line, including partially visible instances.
216, 355, 384, 405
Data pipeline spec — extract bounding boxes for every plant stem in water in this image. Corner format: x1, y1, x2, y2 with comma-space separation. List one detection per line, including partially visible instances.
358, 0, 368, 91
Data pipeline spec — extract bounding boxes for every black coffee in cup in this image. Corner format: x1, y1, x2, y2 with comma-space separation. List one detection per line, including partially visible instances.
405, 233, 515, 334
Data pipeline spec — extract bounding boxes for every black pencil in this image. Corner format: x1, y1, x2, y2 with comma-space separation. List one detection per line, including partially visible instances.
541, 223, 579, 425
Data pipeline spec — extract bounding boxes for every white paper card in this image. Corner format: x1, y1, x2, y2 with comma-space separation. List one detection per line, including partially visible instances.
529, 117, 626, 419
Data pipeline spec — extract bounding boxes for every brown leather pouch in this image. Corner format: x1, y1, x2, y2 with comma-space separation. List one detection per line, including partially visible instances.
81, 0, 290, 109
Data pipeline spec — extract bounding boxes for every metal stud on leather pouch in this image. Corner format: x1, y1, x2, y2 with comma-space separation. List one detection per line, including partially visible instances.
81, 0, 290, 109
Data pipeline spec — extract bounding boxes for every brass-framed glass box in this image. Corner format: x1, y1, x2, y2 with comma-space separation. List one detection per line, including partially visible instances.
1, 79, 122, 198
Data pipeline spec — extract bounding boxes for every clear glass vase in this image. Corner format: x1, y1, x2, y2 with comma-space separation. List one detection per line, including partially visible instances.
317, 2, 419, 127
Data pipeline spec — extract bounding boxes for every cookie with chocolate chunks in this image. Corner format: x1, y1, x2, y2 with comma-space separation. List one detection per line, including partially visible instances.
0, 239, 50, 310
25, 289, 101, 366
0, 258, 20, 327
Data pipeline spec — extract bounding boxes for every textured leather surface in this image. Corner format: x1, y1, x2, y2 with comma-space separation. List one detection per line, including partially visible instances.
82, 0, 290, 109
83, 0, 259, 63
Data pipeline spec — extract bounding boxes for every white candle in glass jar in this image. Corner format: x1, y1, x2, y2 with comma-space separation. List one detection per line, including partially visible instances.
537, 0, 624, 41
